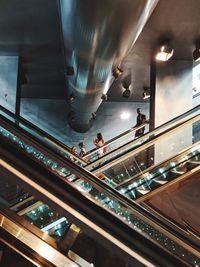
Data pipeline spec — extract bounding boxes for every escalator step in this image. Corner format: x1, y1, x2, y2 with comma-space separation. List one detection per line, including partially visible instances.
136, 186, 150, 195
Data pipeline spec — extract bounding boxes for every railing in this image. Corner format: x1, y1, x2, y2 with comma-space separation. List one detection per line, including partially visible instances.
1, 114, 200, 266
85, 105, 200, 170
1, 104, 200, 172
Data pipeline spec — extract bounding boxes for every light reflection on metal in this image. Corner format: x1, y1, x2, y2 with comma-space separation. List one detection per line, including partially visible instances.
60, 0, 159, 132
0, 214, 78, 267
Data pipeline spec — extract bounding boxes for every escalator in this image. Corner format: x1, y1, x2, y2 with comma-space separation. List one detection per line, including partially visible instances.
1, 106, 200, 266
0, 163, 141, 267
1, 105, 200, 170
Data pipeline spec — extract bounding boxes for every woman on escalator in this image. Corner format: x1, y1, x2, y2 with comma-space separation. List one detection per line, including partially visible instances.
93, 133, 105, 157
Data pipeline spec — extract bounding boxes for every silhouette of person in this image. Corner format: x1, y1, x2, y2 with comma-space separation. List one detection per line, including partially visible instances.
134, 108, 147, 138
79, 142, 87, 157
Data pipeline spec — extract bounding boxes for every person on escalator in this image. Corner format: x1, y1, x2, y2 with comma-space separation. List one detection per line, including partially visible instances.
69, 146, 78, 162
134, 108, 148, 138
78, 142, 87, 158
93, 133, 105, 157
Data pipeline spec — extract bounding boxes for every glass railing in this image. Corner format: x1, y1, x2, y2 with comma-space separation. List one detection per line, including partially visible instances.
116, 142, 200, 201
1, 114, 200, 266
0, 165, 136, 267
0, 106, 86, 167
85, 105, 200, 170
98, 113, 200, 189
1, 105, 200, 172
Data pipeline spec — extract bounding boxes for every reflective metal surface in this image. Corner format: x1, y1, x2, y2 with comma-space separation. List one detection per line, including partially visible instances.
1, 117, 200, 266
0, 214, 78, 267
60, 0, 159, 132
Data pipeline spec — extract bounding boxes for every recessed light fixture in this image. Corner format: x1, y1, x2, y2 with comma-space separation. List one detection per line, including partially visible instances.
112, 66, 123, 79
193, 47, 200, 62
142, 86, 150, 99
155, 44, 174, 61
142, 91, 150, 99
120, 112, 130, 120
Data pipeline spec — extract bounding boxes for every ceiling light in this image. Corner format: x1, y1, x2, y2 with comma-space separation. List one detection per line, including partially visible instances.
120, 112, 130, 120
142, 91, 150, 99
112, 66, 123, 79
193, 47, 200, 62
122, 88, 131, 98
155, 45, 174, 61
142, 86, 150, 99
101, 93, 107, 101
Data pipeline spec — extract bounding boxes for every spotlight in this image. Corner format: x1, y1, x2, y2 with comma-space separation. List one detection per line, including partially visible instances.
69, 93, 75, 102
122, 88, 131, 98
142, 91, 150, 99
193, 47, 200, 62
112, 66, 123, 79
142, 86, 150, 99
101, 93, 107, 101
155, 44, 174, 61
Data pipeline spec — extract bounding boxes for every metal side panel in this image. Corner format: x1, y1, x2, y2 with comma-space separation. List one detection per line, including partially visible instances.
0, 213, 78, 267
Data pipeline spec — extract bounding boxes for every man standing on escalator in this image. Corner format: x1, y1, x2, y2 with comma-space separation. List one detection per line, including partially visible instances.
134, 108, 148, 138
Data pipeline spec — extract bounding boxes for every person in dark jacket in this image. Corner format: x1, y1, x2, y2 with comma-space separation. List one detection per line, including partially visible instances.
134, 108, 147, 138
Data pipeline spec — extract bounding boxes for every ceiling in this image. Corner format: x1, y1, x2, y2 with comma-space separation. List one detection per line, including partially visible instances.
0, 0, 200, 102
108, 0, 200, 101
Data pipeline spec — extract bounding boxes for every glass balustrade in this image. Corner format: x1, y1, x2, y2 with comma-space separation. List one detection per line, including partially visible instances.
0, 167, 134, 267
84, 105, 200, 168
1, 120, 200, 266
100, 116, 200, 190
116, 144, 200, 200
1, 105, 200, 172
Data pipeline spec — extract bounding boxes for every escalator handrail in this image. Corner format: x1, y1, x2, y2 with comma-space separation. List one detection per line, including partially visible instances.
84, 105, 200, 160
87, 107, 200, 172
0, 105, 146, 164
0, 115, 200, 259
1, 104, 199, 168
0, 105, 86, 165
0, 138, 194, 267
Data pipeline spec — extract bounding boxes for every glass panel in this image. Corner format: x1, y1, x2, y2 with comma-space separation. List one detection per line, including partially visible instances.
102, 118, 200, 190
0, 167, 135, 267
85, 105, 200, 167
1, 105, 200, 172
0, 108, 86, 167
1, 112, 200, 265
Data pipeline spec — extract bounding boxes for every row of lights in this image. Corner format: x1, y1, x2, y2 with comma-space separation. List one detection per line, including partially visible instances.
155, 43, 200, 62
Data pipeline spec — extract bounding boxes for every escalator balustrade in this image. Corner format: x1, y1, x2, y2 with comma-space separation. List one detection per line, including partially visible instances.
115, 144, 200, 202
1, 119, 200, 266
0, 166, 134, 267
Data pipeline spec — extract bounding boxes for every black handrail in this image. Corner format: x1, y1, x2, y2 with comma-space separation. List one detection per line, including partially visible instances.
1, 104, 199, 163
0, 114, 199, 257
0, 134, 190, 267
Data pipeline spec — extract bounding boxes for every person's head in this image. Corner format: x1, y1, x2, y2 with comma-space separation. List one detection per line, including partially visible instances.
97, 133, 103, 141
137, 108, 142, 115
79, 142, 84, 148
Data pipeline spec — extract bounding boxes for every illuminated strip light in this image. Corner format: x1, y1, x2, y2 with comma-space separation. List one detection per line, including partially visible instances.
41, 217, 67, 232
